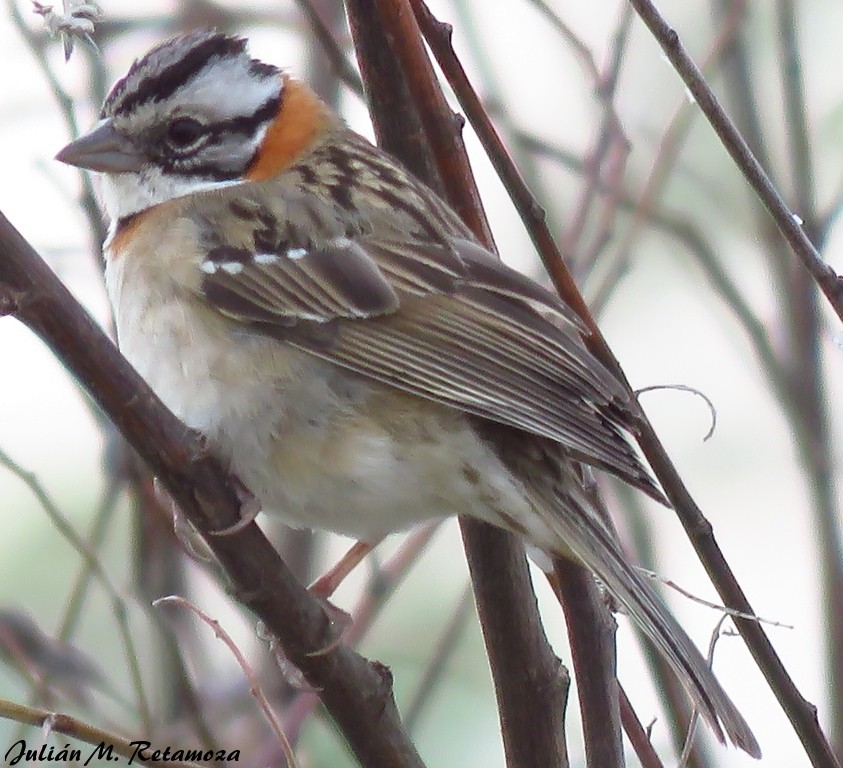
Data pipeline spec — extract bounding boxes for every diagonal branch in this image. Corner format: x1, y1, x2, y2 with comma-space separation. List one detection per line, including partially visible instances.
413, 3, 838, 765
628, 0, 843, 322
0, 210, 425, 768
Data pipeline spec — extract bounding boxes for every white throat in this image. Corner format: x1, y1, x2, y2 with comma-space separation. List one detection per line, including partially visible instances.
99, 168, 242, 223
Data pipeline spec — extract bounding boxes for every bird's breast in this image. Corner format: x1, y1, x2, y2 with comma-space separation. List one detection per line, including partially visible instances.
104, 238, 535, 541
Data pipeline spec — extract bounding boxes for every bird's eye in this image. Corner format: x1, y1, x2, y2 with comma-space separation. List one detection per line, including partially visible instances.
164, 117, 204, 150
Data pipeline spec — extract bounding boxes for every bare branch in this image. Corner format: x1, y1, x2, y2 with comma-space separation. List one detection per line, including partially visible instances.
628, 0, 843, 323
562, 4, 633, 275
415, 1, 835, 761
292, 0, 364, 96
154, 597, 299, 768
345, 3, 572, 766
775, 0, 816, 230
619, 683, 666, 768
551, 558, 624, 768
0, 446, 151, 729
0, 210, 426, 768
589, 0, 746, 311
0, 699, 201, 768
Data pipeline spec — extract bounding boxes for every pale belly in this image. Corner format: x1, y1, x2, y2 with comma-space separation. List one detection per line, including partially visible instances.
109, 265, 536, 541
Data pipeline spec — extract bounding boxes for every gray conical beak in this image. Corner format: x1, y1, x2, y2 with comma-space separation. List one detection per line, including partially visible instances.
56, 118, 145, 173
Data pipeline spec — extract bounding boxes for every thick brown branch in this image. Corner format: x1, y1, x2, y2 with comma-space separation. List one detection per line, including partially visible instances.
551, 559, 623, 768
345, 2, 572, 766
0, 211, 425, 768
361, 0, 494, 249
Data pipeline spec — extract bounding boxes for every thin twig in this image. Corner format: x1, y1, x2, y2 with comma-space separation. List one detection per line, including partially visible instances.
678, 616, 730, 767
292, 0, 364, 96
154, 597, 299, 768
710, 0, 793, 291
0, 699, 201, 768
636, 569, 793, 629
619, 683, 666, 768
562, 5, 633, 274
0, 447, 151, 732
343, 524, 439, 647
628, 0, 843, 322
449, 0, 555, 232
56, 475, 123, 640
775, 0, 815, 231
589, 0, 746, 311
524, 0, 600, 81
635, 384, 718, 443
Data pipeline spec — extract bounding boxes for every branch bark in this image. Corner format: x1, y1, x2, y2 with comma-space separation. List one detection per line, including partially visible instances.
0, 211, 425, 768
345, 2, 573, 766
413, 2, 838, 764
551, 559, 623, 767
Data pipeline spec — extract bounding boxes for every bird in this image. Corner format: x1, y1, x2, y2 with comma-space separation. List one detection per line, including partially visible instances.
56, 30, 759, 757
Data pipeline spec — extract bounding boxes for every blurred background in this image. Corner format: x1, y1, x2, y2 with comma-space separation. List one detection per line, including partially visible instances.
1, 0, 842, 766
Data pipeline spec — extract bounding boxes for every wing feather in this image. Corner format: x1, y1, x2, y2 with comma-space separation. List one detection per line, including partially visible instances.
324, 315, 644, 484
205, 237, 398, 323
197, 214, 659, 497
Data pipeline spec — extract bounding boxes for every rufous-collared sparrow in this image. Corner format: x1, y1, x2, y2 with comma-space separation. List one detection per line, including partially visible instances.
56, 30, 759, 756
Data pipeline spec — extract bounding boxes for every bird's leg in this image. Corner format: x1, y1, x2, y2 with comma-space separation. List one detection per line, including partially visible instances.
302, 538, 384, 657
308, 538, 381, 599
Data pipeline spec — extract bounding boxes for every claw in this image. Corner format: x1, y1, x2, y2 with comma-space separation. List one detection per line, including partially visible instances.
153, 477, 213, 561
210, 477, 262, 536
304, 599, 352, 657
256, 621, 317, 692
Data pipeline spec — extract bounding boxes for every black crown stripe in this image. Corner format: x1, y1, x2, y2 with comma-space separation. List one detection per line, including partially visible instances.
109, 34, 249, 117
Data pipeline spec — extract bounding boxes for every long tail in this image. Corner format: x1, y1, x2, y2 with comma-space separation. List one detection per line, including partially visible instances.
521, 463, 761, 758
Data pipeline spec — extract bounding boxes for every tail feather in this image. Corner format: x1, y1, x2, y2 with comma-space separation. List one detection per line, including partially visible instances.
524, 471, 761, 758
